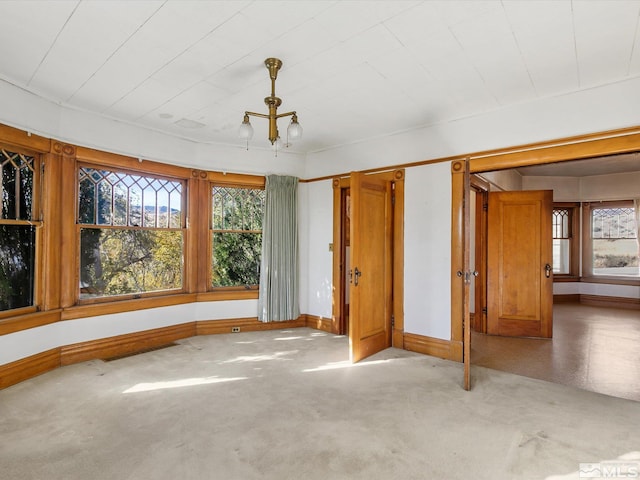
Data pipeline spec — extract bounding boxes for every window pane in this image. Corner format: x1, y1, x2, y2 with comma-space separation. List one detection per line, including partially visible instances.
0, 225, 35, 311
211, 186, 265, 289
592, 238, 640, 277
212, 232, 261, 287
1, 149, 34, 221
552, 208, 571, 239
592, 207, 636, 239
553, 239, 570, 274
78, 167, 183, 228
80, 228, 183, 299
212, 186, 264, 230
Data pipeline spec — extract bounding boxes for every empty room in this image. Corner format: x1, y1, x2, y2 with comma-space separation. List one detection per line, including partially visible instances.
1, 1, 640, 479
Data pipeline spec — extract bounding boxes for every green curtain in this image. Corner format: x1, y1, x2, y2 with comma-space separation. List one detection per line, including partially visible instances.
258, 175, 299, 322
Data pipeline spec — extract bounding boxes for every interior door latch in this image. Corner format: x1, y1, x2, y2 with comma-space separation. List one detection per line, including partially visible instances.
354, 267, 362, 286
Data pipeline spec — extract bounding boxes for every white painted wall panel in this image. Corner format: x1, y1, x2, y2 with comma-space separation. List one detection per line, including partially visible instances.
522, 176, 580, 201
580, 283, 640, 299
0, 303, 196, 365
404, 162, 452, 339
304, 180, 333, 319
193, 300, 259, 321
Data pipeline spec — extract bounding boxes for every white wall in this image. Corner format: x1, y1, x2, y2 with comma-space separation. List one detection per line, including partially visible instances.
579, 171, 640, 201
522, 176, 580, 201
478, 169, 523, 191
523, 172, 640, 202
0, 300, 259, 365
403, 162, 452, 339
302, 180, 334, 319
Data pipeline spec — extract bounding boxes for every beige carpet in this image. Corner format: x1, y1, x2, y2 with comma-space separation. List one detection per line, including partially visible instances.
1, 328, 639, 480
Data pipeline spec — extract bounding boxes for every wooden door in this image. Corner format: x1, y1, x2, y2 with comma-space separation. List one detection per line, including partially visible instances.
349, 172, 393, 362
487, 190, 553, 338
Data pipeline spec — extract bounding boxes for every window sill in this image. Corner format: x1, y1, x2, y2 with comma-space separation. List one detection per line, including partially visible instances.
61, 293, 198, 321
0, 290, 261, 336
580, 276, 640, 287
197, 290, 259, 301
553, 276, 580, 283
0, 309, 61, 336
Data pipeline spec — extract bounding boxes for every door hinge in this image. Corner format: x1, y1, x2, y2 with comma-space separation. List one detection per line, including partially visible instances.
482, 307, 487, 314
392, 193, 396, 205
483, 202, 488, 211
391, 314, 395, 329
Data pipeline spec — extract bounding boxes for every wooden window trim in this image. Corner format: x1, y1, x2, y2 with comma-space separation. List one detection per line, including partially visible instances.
581, 200, 639, 286
0, 145, 43, 316
74, 161, 190, 304
553, 202, 580, 279
209, 181, 265, 292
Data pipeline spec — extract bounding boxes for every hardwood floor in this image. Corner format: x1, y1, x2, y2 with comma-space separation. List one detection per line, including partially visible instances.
471, 303, 640, 402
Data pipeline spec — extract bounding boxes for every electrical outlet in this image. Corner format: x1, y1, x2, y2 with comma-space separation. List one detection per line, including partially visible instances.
231, 327, 240, 333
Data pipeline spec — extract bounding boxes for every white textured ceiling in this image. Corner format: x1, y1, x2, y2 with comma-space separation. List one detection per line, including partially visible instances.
0, 0, 639, 155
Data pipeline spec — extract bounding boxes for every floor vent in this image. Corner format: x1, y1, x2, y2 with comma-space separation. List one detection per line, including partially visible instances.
103, 342, 178, 362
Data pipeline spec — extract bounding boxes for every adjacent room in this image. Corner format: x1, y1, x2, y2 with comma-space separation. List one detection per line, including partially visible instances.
1, 1, 639, 479
469, 156, 640, 401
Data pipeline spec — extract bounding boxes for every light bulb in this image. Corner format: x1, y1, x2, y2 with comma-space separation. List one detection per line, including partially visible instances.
238, 115, 254, 140
287, 115, 303, 141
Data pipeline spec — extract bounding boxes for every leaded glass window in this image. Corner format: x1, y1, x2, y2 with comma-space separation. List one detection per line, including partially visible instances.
591, 206, 638, 277
78, 166, 185, 299
552, 207, 572, 274
211, 186, 265, 288
0, 149, 38, 311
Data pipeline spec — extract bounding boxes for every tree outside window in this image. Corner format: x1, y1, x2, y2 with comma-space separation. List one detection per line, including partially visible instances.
78, 166, 185, 299
211, 186, 265, 288
0, 149, 37, 312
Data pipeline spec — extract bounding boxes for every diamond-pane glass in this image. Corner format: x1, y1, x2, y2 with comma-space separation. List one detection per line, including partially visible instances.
592, 207, 636, 239
552, 208, 571, 239
78, 167, 183, 228
1, 149, 35, 221
212, 186, 265, 231
211, 186, 265, 288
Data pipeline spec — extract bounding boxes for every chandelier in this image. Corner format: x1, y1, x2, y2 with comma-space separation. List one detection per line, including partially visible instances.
238, 58, 302, 151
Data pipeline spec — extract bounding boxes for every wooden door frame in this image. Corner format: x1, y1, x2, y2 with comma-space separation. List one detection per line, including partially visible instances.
471, 177, 489, 333
332, 170, 405, 349
451, 126, 640, 362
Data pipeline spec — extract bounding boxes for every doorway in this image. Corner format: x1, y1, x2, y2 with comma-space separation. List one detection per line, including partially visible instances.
332, 170, 405, 362
451, 126, 640, 388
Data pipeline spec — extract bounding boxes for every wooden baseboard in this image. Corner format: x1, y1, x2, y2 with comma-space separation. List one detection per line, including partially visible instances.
553, 293, 639, 309
303, 314, 333, 333
60, 323, 197, 366
580, 294, 640, 310
404, 333, 458, 361
553, 294, 581, 303
196, 317, 305, 335
0, 348, 60, 389
3, 317, 315, 389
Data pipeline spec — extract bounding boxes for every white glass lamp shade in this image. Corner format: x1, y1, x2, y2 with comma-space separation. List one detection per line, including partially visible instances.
238, 116, 254, 140
287, 117, 303, 141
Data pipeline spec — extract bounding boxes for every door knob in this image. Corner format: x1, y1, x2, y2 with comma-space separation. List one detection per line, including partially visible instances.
354, 267, 362, 286
545, 263, 552, 278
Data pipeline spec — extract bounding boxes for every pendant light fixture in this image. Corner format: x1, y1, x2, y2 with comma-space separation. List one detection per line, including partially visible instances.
238, 58, 302, 152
